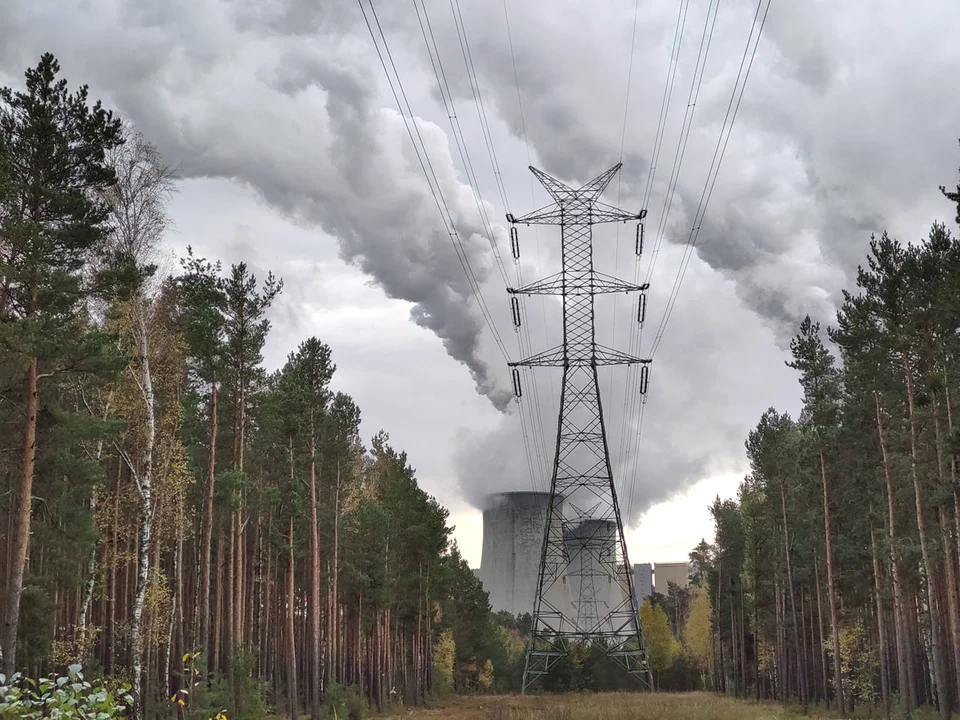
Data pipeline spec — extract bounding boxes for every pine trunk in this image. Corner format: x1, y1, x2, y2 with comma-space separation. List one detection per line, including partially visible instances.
903, 357, 949, 720
226, 513, 235, 673
818, 447, 846, 714
1, 355, 38, 675
309, 412, 321, 720
332, 459, 342, 687
262, 511, 273, 679
201, 383, 218, 670
876, 390, 912, 715
780, 482, 807, 708
287, 516, 298, 720
814, 555, 830, 709
945, 385, 960, 595
872, 526, 892, 718
934, 395, 960, 705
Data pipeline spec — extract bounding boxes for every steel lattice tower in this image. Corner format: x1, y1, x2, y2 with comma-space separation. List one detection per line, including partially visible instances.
506, 164, 653, 693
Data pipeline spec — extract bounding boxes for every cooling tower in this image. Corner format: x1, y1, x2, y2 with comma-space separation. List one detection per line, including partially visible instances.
478, 492, 573, 617
564, 518, 631, 634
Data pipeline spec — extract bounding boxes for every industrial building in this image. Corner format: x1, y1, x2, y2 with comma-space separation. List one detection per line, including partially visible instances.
653, 561, 691, 595
633, 563, 653, 604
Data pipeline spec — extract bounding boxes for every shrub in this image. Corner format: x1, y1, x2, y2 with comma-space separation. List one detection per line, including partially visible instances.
322, 682, 369, 719
0, 664, 133, 718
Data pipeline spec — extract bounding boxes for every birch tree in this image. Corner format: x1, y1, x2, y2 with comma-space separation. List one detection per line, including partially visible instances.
103, 131, 175, 718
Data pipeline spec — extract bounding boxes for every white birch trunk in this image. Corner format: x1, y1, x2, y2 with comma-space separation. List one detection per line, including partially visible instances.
127, 302, 156, 720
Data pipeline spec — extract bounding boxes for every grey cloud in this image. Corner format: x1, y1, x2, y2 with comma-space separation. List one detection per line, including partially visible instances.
456, 244, 801, 523
6, 0, 958, 531
426, 0, 960, 336
0, 0, 516, 411
416, 0, 960, 519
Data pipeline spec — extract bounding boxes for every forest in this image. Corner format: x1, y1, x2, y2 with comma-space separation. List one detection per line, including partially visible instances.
651, 150, 960, 717
0, 54, 526, 719
6, 44, 960, 720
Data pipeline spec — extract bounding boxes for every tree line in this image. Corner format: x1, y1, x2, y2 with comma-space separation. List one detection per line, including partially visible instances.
0, 54, 515, 719
680, 140, 960, 718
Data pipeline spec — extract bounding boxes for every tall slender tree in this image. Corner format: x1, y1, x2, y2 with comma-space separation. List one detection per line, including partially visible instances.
786, 316, 846, 714
285, 338, 334, 719
176, 247, 226, 670
0, 53, 124, 674
101, 130, 174, 717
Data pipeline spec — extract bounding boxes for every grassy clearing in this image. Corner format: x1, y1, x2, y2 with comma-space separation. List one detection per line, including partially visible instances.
380, 692, 837, 720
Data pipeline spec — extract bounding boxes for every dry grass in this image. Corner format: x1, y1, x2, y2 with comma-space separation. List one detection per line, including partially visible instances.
379, 692, 840, 720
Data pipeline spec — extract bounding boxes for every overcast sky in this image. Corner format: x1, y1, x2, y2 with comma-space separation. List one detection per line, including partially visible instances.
3, 0, 959, 568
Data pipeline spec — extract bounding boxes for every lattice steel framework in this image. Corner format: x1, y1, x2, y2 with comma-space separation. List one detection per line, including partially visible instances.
506, 164, 653, 693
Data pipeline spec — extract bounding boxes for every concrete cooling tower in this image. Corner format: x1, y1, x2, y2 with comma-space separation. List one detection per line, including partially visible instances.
478, 492, 573, 618
564, 518, 632, 635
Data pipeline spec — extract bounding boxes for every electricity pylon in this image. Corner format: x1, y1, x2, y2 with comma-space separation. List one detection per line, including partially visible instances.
506, 163, 653, 693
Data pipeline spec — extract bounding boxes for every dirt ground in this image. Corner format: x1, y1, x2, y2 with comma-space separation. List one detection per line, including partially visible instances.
379, 692, 833, 719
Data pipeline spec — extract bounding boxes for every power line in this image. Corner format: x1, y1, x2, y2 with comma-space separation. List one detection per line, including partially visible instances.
607, 0, 642, 402
501, 0, 557, 486
411, 0, 547, 489
437, 0, 552, 484
626, 0, 774, 520
449, 0, 553, 482
618, 0, 691, 518
412, 0, 509, 289
626, 0, 720, 519
622, 0, 725, 518
644, 0, 721, 290
355, 0, 512, 369
649, 0, 773, 359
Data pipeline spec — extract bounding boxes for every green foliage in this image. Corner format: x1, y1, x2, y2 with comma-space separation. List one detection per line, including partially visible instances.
176, 247, 227, 384
322, 682, 369, 720
188, 651, 267, 720
639, 600, 679, 683
432, 629, 456, 698
682, 586, 712, 672
838, 622, 878, 709
0, 664, 133, 718
0, 50, 133, 675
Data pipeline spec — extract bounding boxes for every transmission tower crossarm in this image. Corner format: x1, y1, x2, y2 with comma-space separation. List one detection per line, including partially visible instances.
508, 346, 565, 368
508, 272, 649, 296
593, 346, 651, 366
508, 203, 643, 227
509, 346, 650, 368
507, 204, 566, 226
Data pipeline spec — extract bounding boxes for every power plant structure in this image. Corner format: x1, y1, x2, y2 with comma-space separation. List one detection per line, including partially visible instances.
633, 563, 653, 605
653, 561, 691, 595
478, 495, 634, 637
564, 518, 632, 637
478, 492, 574, 618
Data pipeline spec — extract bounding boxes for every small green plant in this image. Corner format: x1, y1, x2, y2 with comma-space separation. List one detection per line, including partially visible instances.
0, 664, 133, 718
322, 682, 369, 719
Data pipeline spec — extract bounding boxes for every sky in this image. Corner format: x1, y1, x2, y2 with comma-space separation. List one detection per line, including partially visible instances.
2, 0, 959, 568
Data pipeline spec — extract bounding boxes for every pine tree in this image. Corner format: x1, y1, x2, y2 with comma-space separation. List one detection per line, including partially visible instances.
786, 316, 846, 713
0, 53, 124, 674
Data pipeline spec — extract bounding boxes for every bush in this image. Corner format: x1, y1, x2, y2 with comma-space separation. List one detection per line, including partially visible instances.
0, 664, 133, 718
187, 651, 268, 720
322, 682, 369, 719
